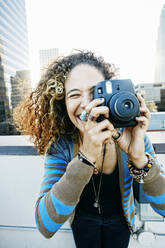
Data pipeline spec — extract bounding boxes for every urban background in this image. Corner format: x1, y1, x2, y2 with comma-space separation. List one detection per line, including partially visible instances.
0, 1, 165, 248
0, 1, 165, 135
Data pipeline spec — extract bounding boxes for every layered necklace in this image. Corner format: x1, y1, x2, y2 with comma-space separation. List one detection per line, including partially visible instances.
92, 144, 106, 214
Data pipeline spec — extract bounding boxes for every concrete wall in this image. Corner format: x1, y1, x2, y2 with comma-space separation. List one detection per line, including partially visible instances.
0, 135, 165, 248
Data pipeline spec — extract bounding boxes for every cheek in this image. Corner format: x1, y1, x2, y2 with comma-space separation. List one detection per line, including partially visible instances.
65, 100, 77, 117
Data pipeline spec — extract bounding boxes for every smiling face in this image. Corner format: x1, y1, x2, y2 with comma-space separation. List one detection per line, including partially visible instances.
65, 64, 104, 134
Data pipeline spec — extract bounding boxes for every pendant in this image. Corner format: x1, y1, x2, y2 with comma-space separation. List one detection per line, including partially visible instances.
93, 201, 100, 208
93, 201, 101, 214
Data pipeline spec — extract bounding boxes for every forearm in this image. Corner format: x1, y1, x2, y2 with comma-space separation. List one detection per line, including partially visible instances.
36, 156, 93, 238
53, 156, 93, 204
142, 162, 165, 217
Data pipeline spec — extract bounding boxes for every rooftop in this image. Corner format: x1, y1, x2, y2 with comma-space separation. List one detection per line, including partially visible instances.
0, 134, 165, 248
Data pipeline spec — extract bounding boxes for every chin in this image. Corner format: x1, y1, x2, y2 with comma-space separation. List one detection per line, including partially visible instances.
74, 118, 84, 134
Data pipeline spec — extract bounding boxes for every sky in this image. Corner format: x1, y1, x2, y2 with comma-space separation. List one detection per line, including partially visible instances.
25, 0, 165, 87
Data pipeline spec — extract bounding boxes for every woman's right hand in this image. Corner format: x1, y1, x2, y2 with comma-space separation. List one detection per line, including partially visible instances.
79, 98, 117, 170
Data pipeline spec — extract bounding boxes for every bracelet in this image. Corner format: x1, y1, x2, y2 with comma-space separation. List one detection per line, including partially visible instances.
128, 153, 155, 183
78, 151, 96, 168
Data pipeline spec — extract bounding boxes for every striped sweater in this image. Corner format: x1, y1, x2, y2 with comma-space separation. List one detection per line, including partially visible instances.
35, 135, 165, 238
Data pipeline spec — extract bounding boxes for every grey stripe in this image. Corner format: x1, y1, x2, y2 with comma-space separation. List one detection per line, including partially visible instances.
36, 200, 56, 238
151, 202, 165, 210
45, 166, 66, 172
45, 192, 72, 224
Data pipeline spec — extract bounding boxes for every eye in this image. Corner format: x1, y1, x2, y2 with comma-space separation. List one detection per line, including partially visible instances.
68, 93, 81, 99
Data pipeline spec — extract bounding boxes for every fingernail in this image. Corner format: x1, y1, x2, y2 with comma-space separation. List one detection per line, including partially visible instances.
99, 98, 104, 101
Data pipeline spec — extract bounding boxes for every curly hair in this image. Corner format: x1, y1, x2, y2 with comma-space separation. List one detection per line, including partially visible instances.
13, 50, 118, 154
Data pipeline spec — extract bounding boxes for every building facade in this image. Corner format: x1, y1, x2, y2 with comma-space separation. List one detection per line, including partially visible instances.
10, 70, 31, 110
155, 4, 165, 83
135, 83, 165, 112
39, 48, 59, 74
0, 0, 30, 134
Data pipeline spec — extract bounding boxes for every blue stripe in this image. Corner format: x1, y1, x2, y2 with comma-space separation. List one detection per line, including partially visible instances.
124, 180, 132, 189
43, 176, 60, 183
129, 201, 135, 216
146, 148, 154, 154
44, 170, 65, 176
124, 208, 129, 214
123, 205, 128, 210
123, 191, 133, 202
124, 201, 134, 215
151, 206, 165, 216
123, 194, 131, 202
123, 201, 128, 206
41, 184, 54, 191
39, 197, 63, 232
45, 159, 68, 164
144, 192, 165, 204
131, 215, 135, 226
124, 187, 131, 196
51, 191, 75, 215
124, 175, 132, 183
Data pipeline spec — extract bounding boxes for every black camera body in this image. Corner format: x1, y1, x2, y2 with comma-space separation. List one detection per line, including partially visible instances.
93, 79, 140, 128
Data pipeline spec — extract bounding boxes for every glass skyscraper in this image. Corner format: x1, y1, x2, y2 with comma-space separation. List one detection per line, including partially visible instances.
155, 4, 165, 83
0, 0, 30, 134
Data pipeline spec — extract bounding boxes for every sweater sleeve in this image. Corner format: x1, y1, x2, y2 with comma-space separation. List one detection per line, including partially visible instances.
35, 139, 93, 238
142, 135, 165, 217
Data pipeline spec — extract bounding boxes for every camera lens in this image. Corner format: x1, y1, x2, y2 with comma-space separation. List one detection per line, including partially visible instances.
124, 101, 133, 110
109, 92, 139, 122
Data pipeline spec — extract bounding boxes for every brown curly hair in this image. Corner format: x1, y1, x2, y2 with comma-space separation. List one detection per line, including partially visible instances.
13, 51, 117, 154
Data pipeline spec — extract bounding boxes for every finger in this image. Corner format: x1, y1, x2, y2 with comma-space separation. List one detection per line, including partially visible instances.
139, 106, 151, 120
112, 129, 121, 142
96, 130, 113, 145
86, 98, 104, 113
91, 119, 114, 133
89, 106, 109, 119
135, 116, 149, 126
136, 93, 146, 108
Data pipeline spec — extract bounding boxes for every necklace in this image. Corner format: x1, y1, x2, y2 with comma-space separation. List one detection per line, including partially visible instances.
92, 144, 106, 214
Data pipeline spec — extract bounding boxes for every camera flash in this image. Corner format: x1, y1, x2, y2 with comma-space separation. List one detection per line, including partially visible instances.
106, 81, 112, 94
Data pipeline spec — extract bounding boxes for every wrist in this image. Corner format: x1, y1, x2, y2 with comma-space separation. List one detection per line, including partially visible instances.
128, 153, 155, 183
78, 151, 96, 168
128, 154, 148, 169
79, 149, 96, 164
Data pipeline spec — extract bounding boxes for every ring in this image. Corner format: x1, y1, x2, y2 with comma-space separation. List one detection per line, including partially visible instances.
88, 114, 97, 121
80, 111, 89, 121
112, 131, 121, 141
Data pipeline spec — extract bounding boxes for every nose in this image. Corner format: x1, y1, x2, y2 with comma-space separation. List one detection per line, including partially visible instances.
80, 92, 91, 109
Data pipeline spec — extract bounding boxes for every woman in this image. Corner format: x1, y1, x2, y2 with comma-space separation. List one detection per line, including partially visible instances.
14, 51, 165, 248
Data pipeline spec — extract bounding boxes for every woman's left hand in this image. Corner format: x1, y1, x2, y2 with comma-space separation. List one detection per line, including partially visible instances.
117, 93, 150, 168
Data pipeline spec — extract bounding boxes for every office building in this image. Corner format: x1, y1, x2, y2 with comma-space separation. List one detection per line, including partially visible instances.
155, 4, 165, 83
0, 0, 30, 134
135, 83, 165, 112
10, 70, 31, 110
39, 48, 59, 73
0, 55, 11, 134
